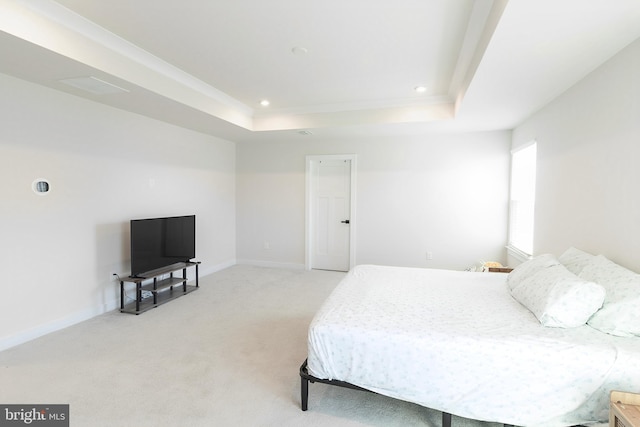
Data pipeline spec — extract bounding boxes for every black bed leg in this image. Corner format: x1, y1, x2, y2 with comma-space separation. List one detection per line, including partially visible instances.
442, 412, 452, 427
301, 376, 309, 411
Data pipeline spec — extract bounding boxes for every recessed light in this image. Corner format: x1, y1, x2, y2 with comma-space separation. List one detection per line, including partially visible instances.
414, 86, 427, 93
260, 99, 270, 107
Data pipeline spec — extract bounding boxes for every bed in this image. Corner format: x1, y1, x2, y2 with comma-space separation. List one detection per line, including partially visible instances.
300, 248, 640, 426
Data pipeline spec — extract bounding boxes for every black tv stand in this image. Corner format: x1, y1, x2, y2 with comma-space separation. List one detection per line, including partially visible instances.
119, 261, 200, 314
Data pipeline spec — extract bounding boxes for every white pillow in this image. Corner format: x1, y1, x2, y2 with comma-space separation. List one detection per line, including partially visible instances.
579, 255, 640, 337
510, 264, 605, 328
558, 247, 596, 275
506, 254, 560, 291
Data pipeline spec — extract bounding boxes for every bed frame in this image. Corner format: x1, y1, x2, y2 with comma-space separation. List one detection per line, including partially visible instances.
299, 359, 455, 427
298, 261, 619, 426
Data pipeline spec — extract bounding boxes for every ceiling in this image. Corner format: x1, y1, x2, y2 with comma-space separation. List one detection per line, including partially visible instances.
1, 0, 640, 143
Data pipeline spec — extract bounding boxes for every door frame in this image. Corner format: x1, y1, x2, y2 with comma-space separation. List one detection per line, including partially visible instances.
305, 154, 357, 271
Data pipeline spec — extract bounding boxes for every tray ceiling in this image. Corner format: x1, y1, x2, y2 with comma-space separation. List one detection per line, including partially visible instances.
1, 0, 639, 142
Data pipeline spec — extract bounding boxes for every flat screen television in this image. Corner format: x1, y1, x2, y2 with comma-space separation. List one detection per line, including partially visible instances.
130, 215, 196, 278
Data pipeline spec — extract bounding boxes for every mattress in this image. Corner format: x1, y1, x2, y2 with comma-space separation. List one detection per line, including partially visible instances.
307, 265, 640, 426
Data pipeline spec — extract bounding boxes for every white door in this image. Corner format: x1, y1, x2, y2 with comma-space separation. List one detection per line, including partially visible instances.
308, 157, 353, 271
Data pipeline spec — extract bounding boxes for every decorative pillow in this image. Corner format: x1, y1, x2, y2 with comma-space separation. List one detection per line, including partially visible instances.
579, 255, 640, 337
510, 264, 605, 328
558, 247, 596, 275
506, 254, 560, 291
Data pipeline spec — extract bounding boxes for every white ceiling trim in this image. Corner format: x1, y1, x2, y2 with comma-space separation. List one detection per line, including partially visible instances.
0, 0, 496, 133
448, 0, 508, 116
253, 102, 455, 132
257, 93, 454, 116
5, 0, 636, 140
1, 0, 254, 128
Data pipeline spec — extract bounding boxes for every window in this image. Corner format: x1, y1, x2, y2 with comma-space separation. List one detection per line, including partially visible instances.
508, 142, 537, 258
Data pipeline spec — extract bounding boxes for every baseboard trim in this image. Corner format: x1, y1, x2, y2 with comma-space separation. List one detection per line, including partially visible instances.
236, 259, 305, 270
0, 305, 110, 353
198, 258, 236, 277
0, 258, 238, 353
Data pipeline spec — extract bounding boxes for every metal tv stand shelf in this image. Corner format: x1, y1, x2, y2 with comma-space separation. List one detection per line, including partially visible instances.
119, 261, 200, 315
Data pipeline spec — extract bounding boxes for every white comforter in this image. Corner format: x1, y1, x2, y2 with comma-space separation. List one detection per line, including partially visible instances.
307, 265, 640, 426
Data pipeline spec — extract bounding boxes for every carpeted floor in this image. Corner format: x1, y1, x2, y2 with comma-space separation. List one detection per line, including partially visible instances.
0, 265, 501, 427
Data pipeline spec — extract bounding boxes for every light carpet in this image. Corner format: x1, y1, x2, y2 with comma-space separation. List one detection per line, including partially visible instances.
0, 265, 501, 427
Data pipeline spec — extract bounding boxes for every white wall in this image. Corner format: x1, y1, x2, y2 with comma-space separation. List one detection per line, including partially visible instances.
237, 131, 511, 271
512, 38, 640, 271
0, 73, 236, 351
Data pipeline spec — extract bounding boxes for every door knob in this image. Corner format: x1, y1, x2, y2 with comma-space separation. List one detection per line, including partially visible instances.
341, 220, 350, 224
